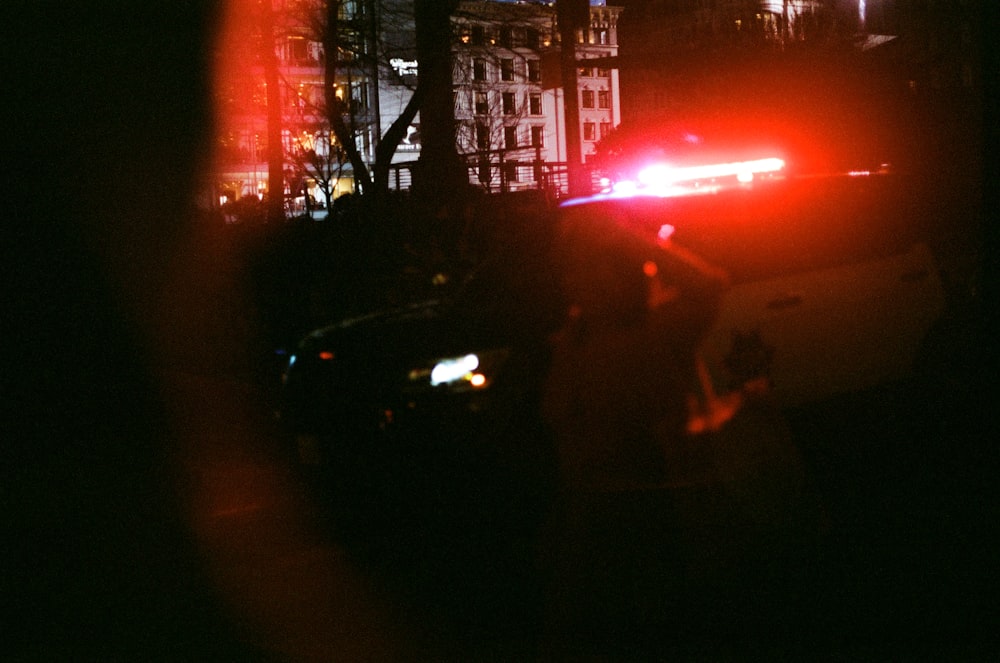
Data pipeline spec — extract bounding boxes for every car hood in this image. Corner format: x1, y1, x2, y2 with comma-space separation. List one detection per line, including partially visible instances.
296, 287, 554, 366
301, 299, 485, 357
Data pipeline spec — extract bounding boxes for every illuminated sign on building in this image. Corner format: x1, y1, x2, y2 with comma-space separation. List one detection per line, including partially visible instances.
390, 58, 418, 76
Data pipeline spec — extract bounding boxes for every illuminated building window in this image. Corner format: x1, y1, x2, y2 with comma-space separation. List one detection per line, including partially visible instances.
338, 0, 359, 21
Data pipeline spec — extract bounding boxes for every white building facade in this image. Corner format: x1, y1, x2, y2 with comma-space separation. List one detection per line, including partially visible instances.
212, 0, 623, 206
451, 0, 623, 192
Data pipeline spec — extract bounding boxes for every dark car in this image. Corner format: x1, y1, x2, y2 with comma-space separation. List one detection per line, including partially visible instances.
280, 162, 955, 516
278, 247, 565, 525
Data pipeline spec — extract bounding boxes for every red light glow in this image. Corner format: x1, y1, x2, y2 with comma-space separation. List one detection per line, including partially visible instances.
657, 224, 675, 242
637, 157, 785, 189
578, 156, 787, 205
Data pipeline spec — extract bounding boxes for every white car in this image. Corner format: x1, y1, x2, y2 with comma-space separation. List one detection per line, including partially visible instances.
558, 162, 946, 410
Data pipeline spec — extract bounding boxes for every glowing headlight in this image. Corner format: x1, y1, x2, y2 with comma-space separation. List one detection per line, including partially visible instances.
430, 353, 480, 386
408, 349, 510, 391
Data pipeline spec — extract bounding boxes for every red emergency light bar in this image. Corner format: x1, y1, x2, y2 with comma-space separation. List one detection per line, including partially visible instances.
578, 156, 787, 207
638, 157, 785, 188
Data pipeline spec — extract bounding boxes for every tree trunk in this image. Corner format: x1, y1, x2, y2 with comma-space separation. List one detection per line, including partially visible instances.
262, 0, 285, 223
558, 0, 589, 197
324, 0, 373, 196
412, 0, 465, 198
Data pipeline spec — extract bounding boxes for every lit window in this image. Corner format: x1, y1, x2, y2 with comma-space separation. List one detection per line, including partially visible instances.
339, 0, 359, 20
351, 81, 367, 111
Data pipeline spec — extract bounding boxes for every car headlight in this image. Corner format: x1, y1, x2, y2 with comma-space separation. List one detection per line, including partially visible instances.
407, 348, 510, 392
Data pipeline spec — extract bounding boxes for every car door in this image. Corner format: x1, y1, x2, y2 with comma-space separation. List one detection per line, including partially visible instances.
700, 240, 945, 407
675, 174, 947, 407
562, 173, 948, 409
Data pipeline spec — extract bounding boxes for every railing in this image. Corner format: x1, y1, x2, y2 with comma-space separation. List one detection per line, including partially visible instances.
385, 149, 601, 199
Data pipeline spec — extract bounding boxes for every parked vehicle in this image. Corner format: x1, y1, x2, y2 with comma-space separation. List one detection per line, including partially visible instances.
560, 164, 946, 409
279, 160, 948, 516
278, 244, 565, 532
